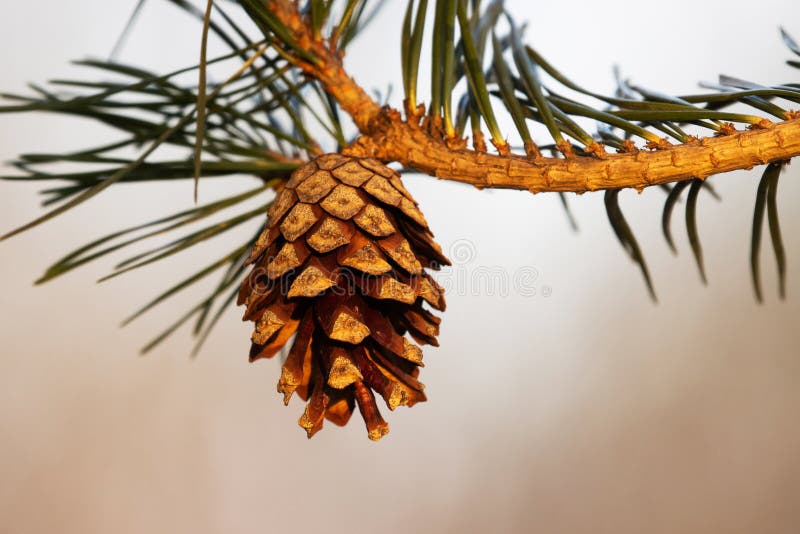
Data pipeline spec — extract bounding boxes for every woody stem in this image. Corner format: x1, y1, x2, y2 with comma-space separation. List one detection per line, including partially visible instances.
269, 0, 800, 193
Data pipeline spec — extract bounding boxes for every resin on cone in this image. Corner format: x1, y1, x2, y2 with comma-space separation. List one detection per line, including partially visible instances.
239, 154, 449, 440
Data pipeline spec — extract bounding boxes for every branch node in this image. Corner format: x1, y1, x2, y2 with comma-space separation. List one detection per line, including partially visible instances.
717, 122, 738, 136
445, 135, 468, 151
524, 140, 543, 161
585, 142, 608, 160
618, 139, 639, 154
749, 119, 774, 130
645, 138, 672, 151
472, 130, 487, 153
492, 139, 511, 156
556, 141, 575, 158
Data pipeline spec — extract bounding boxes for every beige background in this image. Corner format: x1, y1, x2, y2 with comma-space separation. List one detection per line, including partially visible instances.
1, 1, 799, 533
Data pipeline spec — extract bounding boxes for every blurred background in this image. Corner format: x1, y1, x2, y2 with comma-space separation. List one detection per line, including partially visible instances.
1, 1, 799, 533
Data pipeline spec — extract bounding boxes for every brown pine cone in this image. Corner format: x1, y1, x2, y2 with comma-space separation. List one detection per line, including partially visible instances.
239, 154, 450, 440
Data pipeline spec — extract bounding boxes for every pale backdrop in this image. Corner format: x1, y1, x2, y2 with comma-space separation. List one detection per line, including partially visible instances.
1, 1, 799, 533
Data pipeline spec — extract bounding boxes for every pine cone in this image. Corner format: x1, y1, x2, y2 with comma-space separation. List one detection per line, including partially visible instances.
239, 154, 450, 440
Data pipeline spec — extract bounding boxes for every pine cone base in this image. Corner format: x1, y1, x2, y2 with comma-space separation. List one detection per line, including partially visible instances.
239, 154, 449, 440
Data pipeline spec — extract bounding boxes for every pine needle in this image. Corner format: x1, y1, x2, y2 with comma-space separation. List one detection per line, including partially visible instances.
194, 0, 214, 202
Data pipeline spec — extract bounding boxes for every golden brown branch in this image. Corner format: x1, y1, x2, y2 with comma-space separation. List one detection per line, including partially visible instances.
349, 109, 800, 193
269, 1, 800, 193
266, 0, 382, 132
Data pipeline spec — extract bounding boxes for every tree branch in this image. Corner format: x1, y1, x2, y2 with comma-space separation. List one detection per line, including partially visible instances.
265, 0, 382, 132
270, 0, 800, 193
350, 109, 800, 193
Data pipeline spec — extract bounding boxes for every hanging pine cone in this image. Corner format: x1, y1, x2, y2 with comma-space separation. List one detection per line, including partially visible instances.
238, 154, 450, 440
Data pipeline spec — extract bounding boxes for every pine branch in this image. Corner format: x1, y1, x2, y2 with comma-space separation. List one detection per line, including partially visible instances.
263, 1, 800, 194
350, 110, 800, 193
